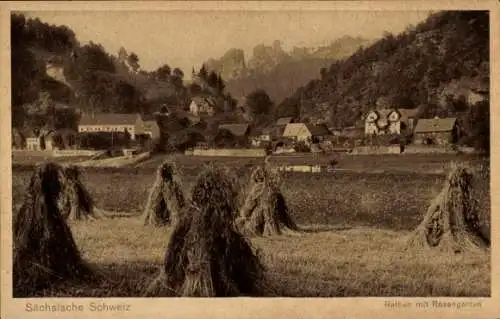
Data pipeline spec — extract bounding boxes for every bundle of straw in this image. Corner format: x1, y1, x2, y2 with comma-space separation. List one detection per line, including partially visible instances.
237, 165, 299, 237
407, 162, 490, 253
13, 162, 93, 297
145, 163, 266, 297
143, 160, 186, 226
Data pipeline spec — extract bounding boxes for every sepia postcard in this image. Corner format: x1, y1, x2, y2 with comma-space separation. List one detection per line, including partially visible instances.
1, 1, 499, 318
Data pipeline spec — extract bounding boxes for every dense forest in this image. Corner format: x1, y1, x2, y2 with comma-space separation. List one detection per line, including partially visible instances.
276, 11, 489, 149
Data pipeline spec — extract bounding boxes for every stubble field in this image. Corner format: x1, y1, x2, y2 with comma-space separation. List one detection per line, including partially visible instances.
10, 155, 491, 297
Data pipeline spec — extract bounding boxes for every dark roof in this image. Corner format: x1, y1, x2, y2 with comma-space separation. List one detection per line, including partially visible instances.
306, 123, 330, 136
276, 117, 294, 126
250, 127, 263, 137
250, 127, 272, 137
22, 129, 38, 138
219, 123, 249, 136
143, 121, 158, 130
396, 108, 419, 119
375, 109, 392, 119
262, 127, 273, 134
141, 114, 157, 122
414, 117, 457, 133
471, 80, 489, 94
56, 128, 78, 136
79, 113, 140, 126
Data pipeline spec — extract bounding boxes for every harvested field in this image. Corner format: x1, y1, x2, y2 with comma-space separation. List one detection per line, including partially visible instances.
12, 166, 491, 233
10, 155, 491, 297
16, 218, 490, 297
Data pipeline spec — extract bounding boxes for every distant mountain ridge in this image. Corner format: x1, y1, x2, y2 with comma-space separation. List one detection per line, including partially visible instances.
204, 36, 374, 103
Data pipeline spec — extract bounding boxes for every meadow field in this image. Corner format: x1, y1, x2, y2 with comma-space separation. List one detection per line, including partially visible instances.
10, 154, 491, 297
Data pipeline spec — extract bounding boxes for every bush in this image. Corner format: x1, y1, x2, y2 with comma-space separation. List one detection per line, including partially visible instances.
168, 129, 206, 152
294, 141, 310, 153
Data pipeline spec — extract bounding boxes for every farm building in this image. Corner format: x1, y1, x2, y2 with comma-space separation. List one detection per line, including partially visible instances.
42, 130, 56, 151
467, 87, 489, 106
282, 123, 331, 145
364, 108, 419, 136
250, 127, 272, 147
78, 113, 145, 140
413, 117, 459, 146
142, 120, 160, 139
23, 130, 42, 151
189, 97, 217, 116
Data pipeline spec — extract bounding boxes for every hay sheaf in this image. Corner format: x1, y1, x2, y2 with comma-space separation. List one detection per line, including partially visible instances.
237, 165, 299, 237
407, 162, 490, 253
143, 160, 186, 226
13, 162, 94, 297
60, 165, 102, 221
145, 164, 266, 297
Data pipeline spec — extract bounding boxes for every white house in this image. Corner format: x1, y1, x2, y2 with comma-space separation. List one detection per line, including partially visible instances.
78, 113, 145, 140
189, 97, 217, 116
282, 123, 330, 145
142, 121, 160, 139
364, 108, 418, 135
250, 127, 272, 147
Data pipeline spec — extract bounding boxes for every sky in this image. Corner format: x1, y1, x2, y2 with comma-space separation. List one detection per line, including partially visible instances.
25, 10, 431, 78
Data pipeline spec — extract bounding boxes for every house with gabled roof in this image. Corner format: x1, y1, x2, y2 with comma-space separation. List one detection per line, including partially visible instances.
467, 82, 489, 106
78, 113, 145, 140
142, 120, 160, 139
364, 108, 419, 136
23, 129, 41, 151
20, 128, 56, 151
250, 127, 273, 147
413, 117, 459, 146
282, 123, 331, 145
189, 96, 217, 116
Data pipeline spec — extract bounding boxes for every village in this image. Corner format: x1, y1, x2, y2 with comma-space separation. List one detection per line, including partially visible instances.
12, 89, 488, 162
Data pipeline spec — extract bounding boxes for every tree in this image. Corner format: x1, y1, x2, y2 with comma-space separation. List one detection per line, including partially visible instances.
207, 71, 219, 88
75, 42, 116, 73
212, 129, 238, 148
188, 83, 202, 95
246, 89, 274, 125
127, 52, 140, 72
11, 38, 44, 127
199, 64, 208, 81
168, 128, 205, 151
171, 67, 184, 86
173, 68, 184, 79
216, 74, 226, 92
469, 100, 489, 153
156, 64, 172, 80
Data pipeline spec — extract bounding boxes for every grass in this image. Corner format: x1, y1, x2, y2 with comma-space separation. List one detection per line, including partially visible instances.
10, 155, 491, 297
29, 218, 490, 297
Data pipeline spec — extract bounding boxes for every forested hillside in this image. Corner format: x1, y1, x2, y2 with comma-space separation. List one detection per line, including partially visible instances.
276, 11, 489, 149
10, 13, 192, 131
